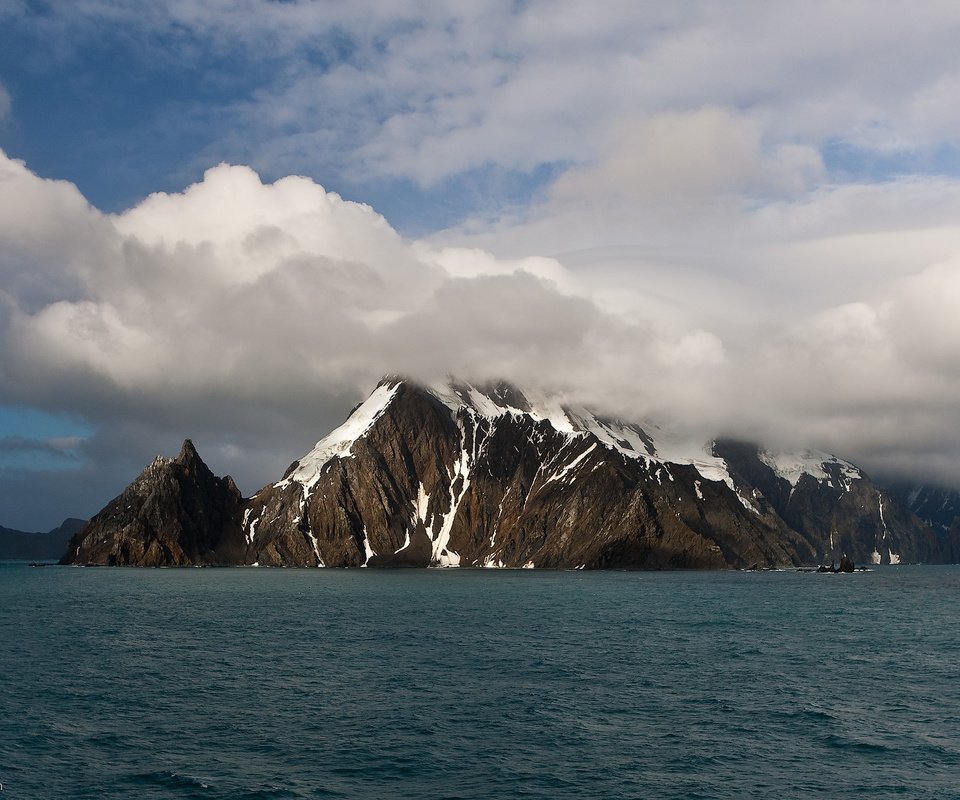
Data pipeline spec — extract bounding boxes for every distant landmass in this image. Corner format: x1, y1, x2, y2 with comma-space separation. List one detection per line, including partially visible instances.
61, 377, 960, 568
1, 518, 87, 561
886, 482, 960, 556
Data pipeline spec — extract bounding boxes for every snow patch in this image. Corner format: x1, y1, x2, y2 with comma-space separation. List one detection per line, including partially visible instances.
413, 482, 430, 525
489, 495, 507, 549
694, 480, 704, 501
242, 508, 262, 546
429, 380, 577, 434
398, 481, 430, 554
465, 387, 505, 418
542, 443, 597, 486
277, 380, 401, 492
522, 388, 577, 433
567, 412, 655, 460
437, 549, 461, 567
736, 491, 761, 515
760, 448, 861, 489
361, 525, 376, 567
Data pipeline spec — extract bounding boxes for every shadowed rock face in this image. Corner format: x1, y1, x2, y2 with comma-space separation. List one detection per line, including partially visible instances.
62, 440, 246, 566
61, 379, 960, 568
885, 483, 960, 562
713, 441, 945, 566
239, 380, 817, 569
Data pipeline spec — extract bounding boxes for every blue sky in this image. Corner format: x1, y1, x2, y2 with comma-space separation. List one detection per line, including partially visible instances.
4, 1, 960, 530
0, 1, 565, 229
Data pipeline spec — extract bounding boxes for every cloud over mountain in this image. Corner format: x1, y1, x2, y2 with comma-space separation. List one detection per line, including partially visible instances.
4, 142, 960, 518
4, 2, 960, 529
0, 151, 707, 522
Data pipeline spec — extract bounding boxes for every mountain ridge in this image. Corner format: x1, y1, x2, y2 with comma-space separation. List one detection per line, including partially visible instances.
62, 377, 960, 568
0, 518, 87, 561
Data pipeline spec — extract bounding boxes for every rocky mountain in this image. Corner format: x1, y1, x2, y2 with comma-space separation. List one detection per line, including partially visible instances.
62, 378, 960, 568
62, 439, 246, 566
885, 483, 960, 563
713, 441, 946, 565
0, 518, 86, 560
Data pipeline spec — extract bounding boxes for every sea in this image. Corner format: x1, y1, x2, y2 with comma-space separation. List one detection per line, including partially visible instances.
1, 563, 958, 800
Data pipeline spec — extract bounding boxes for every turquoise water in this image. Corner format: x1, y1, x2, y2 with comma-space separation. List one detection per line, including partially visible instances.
1, 564, 958, 799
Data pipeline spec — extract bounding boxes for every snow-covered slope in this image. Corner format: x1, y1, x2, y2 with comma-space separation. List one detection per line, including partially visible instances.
426, 379, 860, 496
277, 380, 401, 492
274, 377, 867, 508
758, 448, 861, 490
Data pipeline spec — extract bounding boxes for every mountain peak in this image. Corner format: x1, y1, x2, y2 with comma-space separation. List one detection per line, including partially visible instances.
176, 438, 201, 464
64, 437, 245, 566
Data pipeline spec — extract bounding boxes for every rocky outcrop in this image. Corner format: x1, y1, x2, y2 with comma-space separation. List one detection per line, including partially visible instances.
62, 440, 245, 566
61, 378, 960, 568
816, 555, 856, 573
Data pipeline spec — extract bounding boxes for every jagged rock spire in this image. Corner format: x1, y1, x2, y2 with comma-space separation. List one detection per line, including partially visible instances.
62, 439, 246, 566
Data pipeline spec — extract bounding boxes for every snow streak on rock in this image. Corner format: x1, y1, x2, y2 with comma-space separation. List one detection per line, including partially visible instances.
878, 493, 901, 565
431, 413, 480, 567
277, 380, 402, 493
361, 525, 376, 567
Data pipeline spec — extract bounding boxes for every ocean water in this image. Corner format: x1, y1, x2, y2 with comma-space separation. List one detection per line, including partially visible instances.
1, 564, 958, 799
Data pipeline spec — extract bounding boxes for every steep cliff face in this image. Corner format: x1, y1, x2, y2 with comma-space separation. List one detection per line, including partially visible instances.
240, 379, 811, 569
62, 440, 246, 566
885, 483, 960, 562
62, 378, 959, 568
713, 441, 940, 565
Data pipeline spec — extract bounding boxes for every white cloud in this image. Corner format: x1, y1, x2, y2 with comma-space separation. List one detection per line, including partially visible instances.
0, 151, 707, 413
426, 99, 960, 487
0, 153, 113, 311
271, 2, 960, 185
1, 151, 715, 496
8, 2, 960, 194
884, 257, 960, 374
549, 107, 824, 208
4, 137, 960, 511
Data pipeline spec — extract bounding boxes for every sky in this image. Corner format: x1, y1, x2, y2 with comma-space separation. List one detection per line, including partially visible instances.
4, 1, 960, 530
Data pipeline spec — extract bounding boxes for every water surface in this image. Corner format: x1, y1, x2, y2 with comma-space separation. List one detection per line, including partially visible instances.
1, 564, 958, 798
